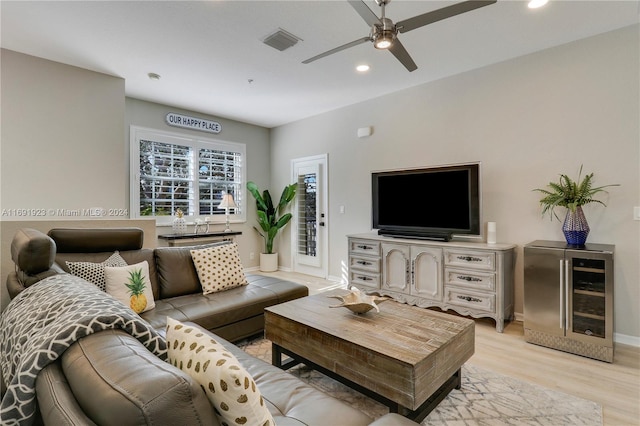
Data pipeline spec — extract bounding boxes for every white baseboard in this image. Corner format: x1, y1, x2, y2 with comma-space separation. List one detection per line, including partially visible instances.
614, 333, 640, 347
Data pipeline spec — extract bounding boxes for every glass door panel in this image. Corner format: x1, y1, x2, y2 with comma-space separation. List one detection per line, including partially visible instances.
570, 257, 606, 339
295, 164, 320, 268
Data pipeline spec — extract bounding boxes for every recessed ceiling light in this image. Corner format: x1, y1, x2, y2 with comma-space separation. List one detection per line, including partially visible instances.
356, 64, 370, 72
528, 0, 548, 9
147, 72, 161, 80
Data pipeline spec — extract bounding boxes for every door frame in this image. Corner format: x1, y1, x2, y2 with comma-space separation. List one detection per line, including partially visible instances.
290, 154, 328, 278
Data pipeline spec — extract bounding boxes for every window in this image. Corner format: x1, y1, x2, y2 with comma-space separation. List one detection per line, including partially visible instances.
130, 126, 246, 224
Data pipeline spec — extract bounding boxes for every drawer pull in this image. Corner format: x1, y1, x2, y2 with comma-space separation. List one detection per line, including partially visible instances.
357, 276, 372, 281
457, 275, 482, 282
357, 245, 373, 250
357, 260, 372, 266
457, 255, 483, 262
457, 295, 482, 303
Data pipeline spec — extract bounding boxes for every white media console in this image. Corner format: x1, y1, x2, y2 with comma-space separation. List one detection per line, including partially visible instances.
347, 233, 516, 332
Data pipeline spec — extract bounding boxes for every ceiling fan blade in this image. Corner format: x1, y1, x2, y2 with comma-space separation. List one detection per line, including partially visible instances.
388, 39, 417, 72
302, 37, 371, 64
397, 0, 497, 34
348, 0, 381, 27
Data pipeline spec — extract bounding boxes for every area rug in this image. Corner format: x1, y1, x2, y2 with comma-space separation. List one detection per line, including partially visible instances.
238, 338, 603, 426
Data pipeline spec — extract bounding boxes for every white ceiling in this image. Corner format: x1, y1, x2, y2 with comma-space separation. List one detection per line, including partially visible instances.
1, 1, 638, 128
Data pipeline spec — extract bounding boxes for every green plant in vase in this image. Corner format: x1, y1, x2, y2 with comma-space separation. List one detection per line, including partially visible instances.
533, 165, 618, 246
247, 181, 296, 271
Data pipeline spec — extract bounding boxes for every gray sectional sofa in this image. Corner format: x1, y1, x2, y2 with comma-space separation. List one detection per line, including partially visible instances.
7, 227, 308, 342
3, 227, 418, 425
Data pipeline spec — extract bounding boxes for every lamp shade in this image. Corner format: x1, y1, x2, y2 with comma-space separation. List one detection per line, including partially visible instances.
218, 193, 237, 209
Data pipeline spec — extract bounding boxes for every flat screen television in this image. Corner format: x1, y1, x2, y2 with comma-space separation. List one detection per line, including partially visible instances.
372, 163, 481, 241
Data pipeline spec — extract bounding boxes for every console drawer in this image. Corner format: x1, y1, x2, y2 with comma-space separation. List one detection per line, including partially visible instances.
445, 288, 495, 313
444, 249, 495, 271
349, 255, 380, 273
445, 268, 495, 291
349, 239, 381, 256
349, 270, 380, 289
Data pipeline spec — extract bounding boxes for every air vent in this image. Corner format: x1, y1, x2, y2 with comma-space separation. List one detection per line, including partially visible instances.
263, 28, 302, 51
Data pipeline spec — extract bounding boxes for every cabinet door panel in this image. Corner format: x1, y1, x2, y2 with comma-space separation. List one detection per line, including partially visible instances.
523, 246, 564, 337
382, 244, 410, 292
412, 247, 442, 301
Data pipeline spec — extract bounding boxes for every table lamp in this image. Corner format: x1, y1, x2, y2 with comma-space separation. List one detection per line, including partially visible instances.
218, 193, 237, 232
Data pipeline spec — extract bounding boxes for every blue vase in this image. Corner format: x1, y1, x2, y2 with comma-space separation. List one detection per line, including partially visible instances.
562, 206, 590, 246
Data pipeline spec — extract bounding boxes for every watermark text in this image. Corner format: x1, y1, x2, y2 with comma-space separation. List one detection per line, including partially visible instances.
1, 208, 129, 218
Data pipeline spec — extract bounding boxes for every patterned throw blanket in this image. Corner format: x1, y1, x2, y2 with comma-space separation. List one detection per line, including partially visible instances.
0, 274, 167, 425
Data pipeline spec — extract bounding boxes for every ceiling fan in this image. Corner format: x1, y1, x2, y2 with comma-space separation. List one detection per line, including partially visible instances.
302, 0, 497, 72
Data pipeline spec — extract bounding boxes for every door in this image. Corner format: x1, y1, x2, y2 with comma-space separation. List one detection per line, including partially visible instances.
382, 243, 410, 292
566, 250, 613, 343
523, 245, 565, 337
412, 246, 443, 301
291, 155, 328, 278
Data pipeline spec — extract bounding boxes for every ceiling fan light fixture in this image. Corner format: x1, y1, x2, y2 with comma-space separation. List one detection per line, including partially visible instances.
374, 31, 395, 49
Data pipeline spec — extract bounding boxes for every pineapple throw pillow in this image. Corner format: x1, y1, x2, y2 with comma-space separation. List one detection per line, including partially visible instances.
104, 261, 155, 314
165, 317, 274, 426
190, 243, 248, 295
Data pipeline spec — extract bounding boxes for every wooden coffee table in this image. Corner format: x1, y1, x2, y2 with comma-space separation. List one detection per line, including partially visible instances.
264, 290, 475, 422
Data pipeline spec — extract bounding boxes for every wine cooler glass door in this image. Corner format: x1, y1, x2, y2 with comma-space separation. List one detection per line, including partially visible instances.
567, 251, 613, 343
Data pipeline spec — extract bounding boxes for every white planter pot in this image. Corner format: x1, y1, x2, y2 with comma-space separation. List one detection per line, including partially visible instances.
259, 253, 278, 272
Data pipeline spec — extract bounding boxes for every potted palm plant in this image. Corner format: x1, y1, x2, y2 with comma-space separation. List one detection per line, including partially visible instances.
247, 181, 297, 271
534, 166, 618, 246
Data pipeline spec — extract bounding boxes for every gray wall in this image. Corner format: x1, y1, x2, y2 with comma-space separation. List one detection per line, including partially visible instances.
270, 25, 640, 342
1, 49, 126, 212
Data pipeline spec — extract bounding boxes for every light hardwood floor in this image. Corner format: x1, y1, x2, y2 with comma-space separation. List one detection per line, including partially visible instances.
259, 271, 640, 426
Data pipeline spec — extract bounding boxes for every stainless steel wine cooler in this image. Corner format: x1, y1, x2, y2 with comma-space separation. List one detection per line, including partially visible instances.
523, 240, 614, 362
